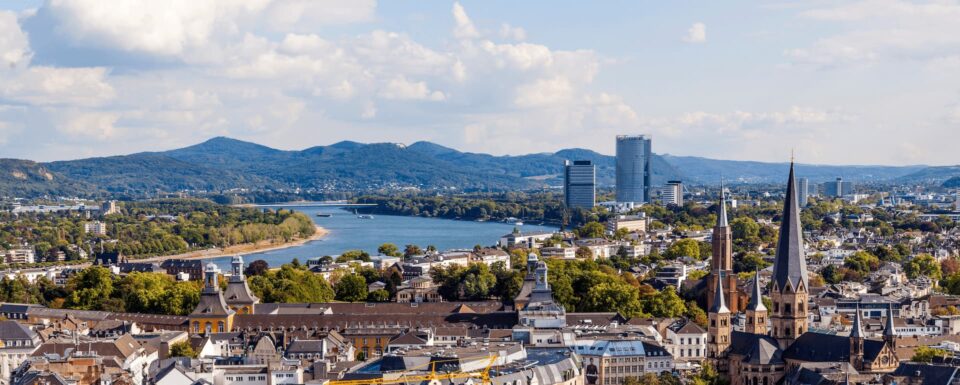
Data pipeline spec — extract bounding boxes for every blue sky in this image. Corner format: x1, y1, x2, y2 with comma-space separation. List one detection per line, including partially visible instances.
0, 1, 958, 165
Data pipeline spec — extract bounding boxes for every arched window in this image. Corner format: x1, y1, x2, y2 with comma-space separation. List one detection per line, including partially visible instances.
218, 321, 225, 333
205, 322, 212, 334
193, 322, 200, 333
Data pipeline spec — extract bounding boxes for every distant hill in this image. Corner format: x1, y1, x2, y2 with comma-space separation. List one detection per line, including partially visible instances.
896, 166, 960, 184
0, 137, 954, 198
0, 159, 94, 197
661, 155, 927, 184
944, 177, 960, 188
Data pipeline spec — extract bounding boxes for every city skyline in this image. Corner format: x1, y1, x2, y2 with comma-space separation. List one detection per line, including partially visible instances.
0, 1, 958, 165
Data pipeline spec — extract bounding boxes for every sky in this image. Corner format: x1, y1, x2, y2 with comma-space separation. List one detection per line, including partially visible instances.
0, 0, 958, 165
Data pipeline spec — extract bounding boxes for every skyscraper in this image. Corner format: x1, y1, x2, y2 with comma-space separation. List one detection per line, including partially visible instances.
661, 180, 683, 206
564, 160, 596, 209
822, 177, 854, 198
615, 135, 652, 204
797, 177, 809, 207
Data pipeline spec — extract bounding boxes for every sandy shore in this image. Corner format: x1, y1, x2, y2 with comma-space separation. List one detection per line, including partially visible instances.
136, 225, 328, 263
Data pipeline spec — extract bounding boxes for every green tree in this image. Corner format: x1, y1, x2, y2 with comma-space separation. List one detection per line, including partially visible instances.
584, 282, 645, 317
912, 346, 949, 363
367, 289, 390, 302
244, 260, 269, 276
378, 243, 400, 257
65, 266, 115, 310
906, 254, 942, 280
334, 274, 368, 302
403, 244, 422, 257
665, 239, 700, 260
170, 341, 198, 358
577, 222, 606, 239
643, 286, 687, 318
731, 217, 760, 244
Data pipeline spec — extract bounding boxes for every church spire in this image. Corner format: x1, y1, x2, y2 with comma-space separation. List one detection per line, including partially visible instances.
710, 273, 730, 314
850, 304, 864, 339
746, 270, 766, 311
717, 178, 728, 227
883, 303, 897, 342
771, 161, 808, 291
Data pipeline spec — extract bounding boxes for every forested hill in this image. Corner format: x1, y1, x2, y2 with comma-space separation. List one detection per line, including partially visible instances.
1, 137, 956, 198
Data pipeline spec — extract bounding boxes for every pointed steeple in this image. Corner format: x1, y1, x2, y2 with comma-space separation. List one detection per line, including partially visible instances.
772, 161, 809, 291
717, 178, 729, 227
710, 272, 730, 314
884, 303, 897, 339
850, 305, 864, 339
746, 269, 767, 311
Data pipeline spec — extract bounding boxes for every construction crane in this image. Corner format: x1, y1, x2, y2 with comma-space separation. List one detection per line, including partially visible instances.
328, 354, 499, 385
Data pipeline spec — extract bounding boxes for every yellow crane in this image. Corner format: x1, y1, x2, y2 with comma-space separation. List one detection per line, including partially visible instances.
328, 354, 499, 385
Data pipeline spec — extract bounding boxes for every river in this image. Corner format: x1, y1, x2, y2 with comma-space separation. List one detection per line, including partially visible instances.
206, 205, 556, 269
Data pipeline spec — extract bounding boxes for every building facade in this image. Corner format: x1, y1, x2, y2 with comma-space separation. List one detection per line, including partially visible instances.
661, 180, 683, 206
564, 160, 596, 209
797, 177, 809, 207
615, 135, 652, 204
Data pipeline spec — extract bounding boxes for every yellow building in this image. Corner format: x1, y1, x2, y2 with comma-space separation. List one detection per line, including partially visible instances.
189, 263, 236, 334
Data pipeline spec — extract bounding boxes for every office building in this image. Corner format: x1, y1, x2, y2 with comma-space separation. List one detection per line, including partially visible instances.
797, 177, 809, 207
661, 180, 683, 206
84, 221, 107, 236
615, 135, 652, 204
822, 177, 854, 198
101, 200, 118, 215
563, 160, 596, 209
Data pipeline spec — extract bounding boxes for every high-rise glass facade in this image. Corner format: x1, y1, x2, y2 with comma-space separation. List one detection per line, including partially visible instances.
615, 135, 652, 204
797, 177, 809, 207
564, 160, 596, 209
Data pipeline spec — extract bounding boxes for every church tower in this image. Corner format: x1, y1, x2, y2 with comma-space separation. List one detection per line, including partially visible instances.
744, 270, 768, 335
769, 162, 809, 349
189, 263, 236, 335
883, 303, 898, 345
849, 305, 865, 370
707, 275, 731, 360
707, 181, 739, 311
223, 256, 259, 314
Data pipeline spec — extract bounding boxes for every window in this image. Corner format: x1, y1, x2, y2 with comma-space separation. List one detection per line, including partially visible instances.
218, 321, 225, 333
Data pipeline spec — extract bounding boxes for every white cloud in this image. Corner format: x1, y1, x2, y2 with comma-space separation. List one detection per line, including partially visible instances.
514, 77, 574, 108
378, 76, 445, 101
787, 0, 960, 67
1, 66, 114, 107
0, 11, 31, 69
41, 0, 267, 57
264, 0, 376, 31
499, 23, 527, 41
452, 2, 480, 40
58, 112, 120, 140
683, 22, 706, 43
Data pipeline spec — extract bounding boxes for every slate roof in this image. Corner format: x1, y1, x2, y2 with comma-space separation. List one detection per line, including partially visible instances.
287, 340, 325, 354
771, 163, 809, 291
728, 331, 783, 365
190, 290, 234, 317
709, 272, 730, 313
782, 332, 886, 363
891, 363, 959, 385
224, 280, 259, 305
746, 270, 766, 311
0, 320, 36, 340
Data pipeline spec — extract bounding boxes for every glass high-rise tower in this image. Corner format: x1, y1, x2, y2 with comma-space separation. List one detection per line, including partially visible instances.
615, 135, 652, 204
564, 160, 596, 209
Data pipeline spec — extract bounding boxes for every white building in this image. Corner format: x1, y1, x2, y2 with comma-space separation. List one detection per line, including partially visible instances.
3, 249, 35, 264
663, 320, 707, 361
83, 221, 108, 236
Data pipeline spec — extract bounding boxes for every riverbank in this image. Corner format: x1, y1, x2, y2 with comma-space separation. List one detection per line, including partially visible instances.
137, 225, 328, 263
